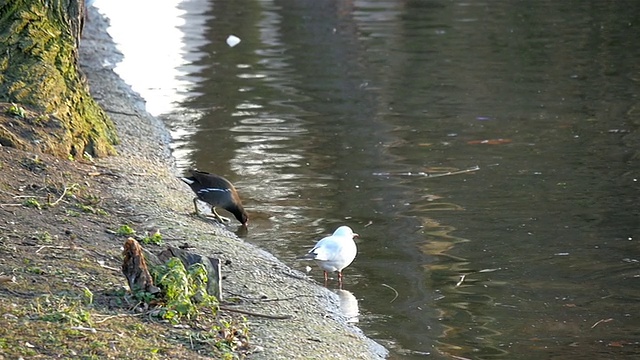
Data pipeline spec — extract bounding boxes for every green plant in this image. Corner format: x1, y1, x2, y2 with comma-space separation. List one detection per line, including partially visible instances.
34, 296, 92, 327
7, 103, 25, 118
116, 225, 135, 236
82, 288, 93, 306
37, 231, 53, 244
23, 198, 42, 209
83, 194, 102, 206
213, 317, 250, 355
26, 266, 44, 275
77, 204, 93, 213
66, 210, 80, 217
150, 258, 218, 324
141, 231, 163, 245
132, 289, 156, 303
33, 114, 48, 125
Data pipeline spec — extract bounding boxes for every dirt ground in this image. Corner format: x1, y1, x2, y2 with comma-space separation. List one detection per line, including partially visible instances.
0, 6, 387, 360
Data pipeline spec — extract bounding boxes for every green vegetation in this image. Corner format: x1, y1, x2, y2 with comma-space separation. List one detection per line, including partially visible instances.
7, 103, 25, 118
141, 231, 163, 245
151, 258, 218, 323
23, 198, 42, 209
37, 231, 54, 244
35, 296, 93, 327
116, 224, 135, 236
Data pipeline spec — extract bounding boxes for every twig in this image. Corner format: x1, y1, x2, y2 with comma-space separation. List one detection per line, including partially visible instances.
94, 313, 144, 324
48, 186, 69, 207
260, 295, 315, 303
455, 274, 466, 288
87, 171, 120, 178
70, 326, 97, 333
591, 318, 613, 329
423, 166, 480, 178
381, 283, 399, 303
449, 355, 473, 360
36, 245, 86, 253
98, 261, 121, 272
373, 165, 480, 178
219, 305, 292, 320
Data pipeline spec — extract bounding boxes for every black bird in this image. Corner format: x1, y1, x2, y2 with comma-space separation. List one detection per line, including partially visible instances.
180, 170, 249, 226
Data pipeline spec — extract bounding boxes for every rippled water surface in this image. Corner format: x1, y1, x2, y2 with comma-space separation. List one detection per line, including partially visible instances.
97, 0, 640, 358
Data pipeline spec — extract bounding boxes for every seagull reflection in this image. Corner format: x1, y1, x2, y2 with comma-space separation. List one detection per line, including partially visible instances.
333, 289, 359, 323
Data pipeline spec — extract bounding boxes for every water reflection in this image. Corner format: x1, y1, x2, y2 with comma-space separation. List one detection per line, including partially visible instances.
334, 289, 360, 324
94, 0, 210, 117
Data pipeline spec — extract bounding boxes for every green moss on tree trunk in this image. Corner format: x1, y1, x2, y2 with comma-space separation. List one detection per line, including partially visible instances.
0, 0, 118, 158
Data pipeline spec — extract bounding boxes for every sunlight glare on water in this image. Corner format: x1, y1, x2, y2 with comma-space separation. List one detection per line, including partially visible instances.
94, 0, 217, 166
93, 0, 199, 116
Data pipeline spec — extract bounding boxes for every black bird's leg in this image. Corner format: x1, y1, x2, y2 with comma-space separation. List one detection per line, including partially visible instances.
192, 198, 201, 215
210, 207, 231, 224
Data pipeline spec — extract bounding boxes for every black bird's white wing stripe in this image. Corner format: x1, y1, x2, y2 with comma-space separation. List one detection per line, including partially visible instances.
198, 188, 232, 195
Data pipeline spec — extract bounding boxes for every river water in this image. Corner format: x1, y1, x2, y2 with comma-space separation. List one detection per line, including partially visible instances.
95, 0, 640, 358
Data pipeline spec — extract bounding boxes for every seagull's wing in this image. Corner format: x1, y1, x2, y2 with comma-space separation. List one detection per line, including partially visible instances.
308, 236, 345, 261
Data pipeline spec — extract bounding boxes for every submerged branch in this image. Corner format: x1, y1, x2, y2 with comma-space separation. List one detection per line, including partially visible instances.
373, 165, 480, 178
381, 283, 399, 303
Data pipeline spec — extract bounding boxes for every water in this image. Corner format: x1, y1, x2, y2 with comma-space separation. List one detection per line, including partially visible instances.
96, 0, 640, 358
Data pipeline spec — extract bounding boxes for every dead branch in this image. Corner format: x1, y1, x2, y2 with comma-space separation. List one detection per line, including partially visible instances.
427, 166, 480, 178
36, 245, 86, 253
48, 185, 69, 207
373, 165, 480, 178
93, 313, 144, 324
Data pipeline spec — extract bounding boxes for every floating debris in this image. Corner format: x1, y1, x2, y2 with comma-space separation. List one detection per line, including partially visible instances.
467, 138, 512, 145
226, 35, 241, 47
373, 165, 480, 178
381, 283, 399, 303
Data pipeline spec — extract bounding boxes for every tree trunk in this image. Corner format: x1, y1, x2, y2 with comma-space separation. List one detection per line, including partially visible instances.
0, 0, 117, 158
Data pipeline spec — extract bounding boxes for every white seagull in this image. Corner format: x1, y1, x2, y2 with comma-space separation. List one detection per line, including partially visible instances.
298, 226, 359, 285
